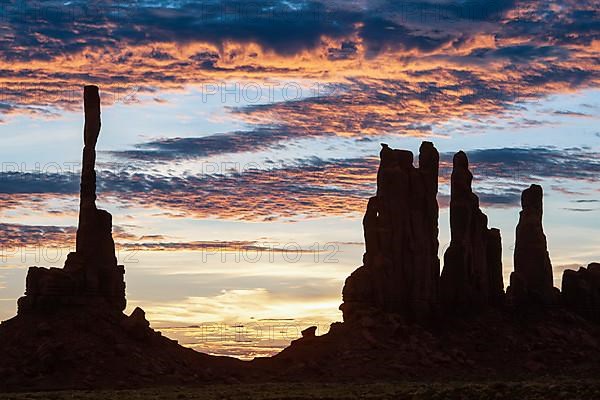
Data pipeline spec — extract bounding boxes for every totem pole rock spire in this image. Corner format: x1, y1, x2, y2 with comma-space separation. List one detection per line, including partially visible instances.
74, 85, 118, 268
17, 86, 125, 314
77, 86, 100, 257
78, 85, 101, 239
340, 141, 440, 323
440, 151, 504, 312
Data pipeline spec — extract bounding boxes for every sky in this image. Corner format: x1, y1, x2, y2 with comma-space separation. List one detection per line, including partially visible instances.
0, 0, 598, 359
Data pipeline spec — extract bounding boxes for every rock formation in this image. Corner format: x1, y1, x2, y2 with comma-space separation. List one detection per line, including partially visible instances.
486, 228, 504, 305
340, 142, 440, 323
507, 184, 557, 306
0, 86, 250, 391
562, 263, 600, 322
2, 121, 600, 390
440, 151, 504, 312
17, 85, 126, 314
301, 326, 317, 339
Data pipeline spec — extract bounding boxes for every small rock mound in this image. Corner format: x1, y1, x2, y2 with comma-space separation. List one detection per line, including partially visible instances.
0, 308, 243, 391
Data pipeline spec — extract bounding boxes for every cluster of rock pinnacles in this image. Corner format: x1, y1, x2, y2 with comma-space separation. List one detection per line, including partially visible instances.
341, 142, 600, 324
14, 86, 599, 330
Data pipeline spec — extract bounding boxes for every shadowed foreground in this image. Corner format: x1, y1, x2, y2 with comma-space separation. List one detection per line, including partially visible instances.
4, 381, 600, 400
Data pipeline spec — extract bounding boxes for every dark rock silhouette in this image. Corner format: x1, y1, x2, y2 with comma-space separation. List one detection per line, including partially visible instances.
268, 145, 600, 382
0, 307, 244, 391
562, 263, 600, 322
440, 151, 504, 312
273, 154, 600, 380
267, 307, 600, 381
486, 228, 504, 305
301, 326, 317, 339
507, 184, 558, 306
340, 142, 440, 323
0, 86, 245, 391
1, 106, 599, 391
17, 86, 126, 314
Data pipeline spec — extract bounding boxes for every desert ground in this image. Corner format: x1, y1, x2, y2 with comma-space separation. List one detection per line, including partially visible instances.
3, 381, 600, 400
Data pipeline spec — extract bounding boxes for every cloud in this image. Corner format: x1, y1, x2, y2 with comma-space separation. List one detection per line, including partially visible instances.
442, 147, 600, 182
552, 110, 594, 117
110, 126, 323, 161
0, 222, 136, 250
116, 146, 596, 219
144, 287, 340, 327
141, 284, 342, 357
0, 146, 598, 220
0, 222, 331, 263
119, 240, 333, 253
99, 156, 377, 220
0, 0, 596, 151
0, 171, 77, 194
0, 223, 76, 249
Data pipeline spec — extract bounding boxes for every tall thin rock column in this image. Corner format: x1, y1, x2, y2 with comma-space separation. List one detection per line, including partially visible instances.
340, 142, 440, 323
18, 86, 125, 314
486, 228, 504, 306
77, 85, 101, 257
440, 151, 504, 313
507, 184, 557, 306
69, 86, 119, 269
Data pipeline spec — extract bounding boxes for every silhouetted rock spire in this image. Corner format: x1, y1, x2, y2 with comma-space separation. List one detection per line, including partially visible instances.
440, 151, 504, 312
76, 85, 113, 263
507, 184, 557, 306
562, 263, 600, 322
486, 228, 504, 305
18, 86, 125, 314
340, 142, 440, 323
